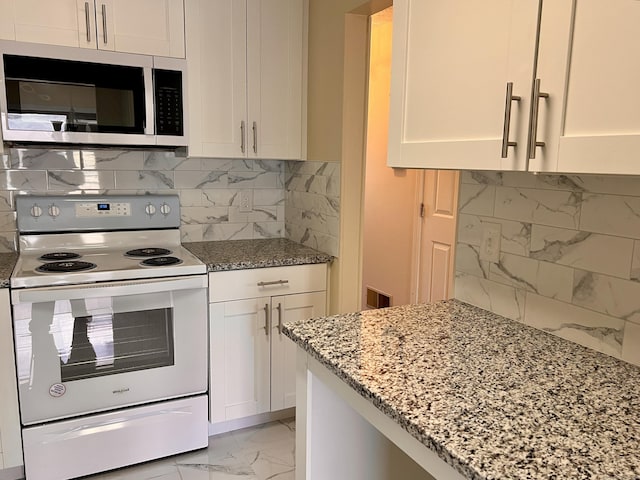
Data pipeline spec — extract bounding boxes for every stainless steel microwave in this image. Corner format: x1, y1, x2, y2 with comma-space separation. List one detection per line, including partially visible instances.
0, 41, 186, 148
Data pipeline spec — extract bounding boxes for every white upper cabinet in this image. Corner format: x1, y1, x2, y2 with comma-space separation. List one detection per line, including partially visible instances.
388, 0, 539, 171
186, 0, 306, 159
389, 0, 640, 175
0, 0, 185, 57
532, 0, 640, 175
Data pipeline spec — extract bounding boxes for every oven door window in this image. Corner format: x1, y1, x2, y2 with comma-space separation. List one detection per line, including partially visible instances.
13, 292, 174, 384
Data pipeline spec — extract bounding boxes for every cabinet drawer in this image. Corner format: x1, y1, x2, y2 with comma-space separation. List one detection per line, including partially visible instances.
209, 264, 327, 302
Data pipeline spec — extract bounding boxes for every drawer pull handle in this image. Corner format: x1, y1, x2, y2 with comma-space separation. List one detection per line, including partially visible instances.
257, 280, 289, 287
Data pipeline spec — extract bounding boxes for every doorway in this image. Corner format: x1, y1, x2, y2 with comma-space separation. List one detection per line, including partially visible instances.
360, 6, 459, 310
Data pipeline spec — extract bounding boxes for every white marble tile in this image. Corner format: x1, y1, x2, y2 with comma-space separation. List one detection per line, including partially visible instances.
457, 214, 531, 256
287, 224, 338, 257
454, 273, 525, 322
180, 189, 204, 207
182, 206, 230, 224
494, 186, 581, 229
201, 158, 253, 172
455, 243, 490, 279
632, 240, 640, 282
530, 225, 634, 279
254, 160, 284, 173
143, 152, 201, 171
460, 171, 505, 185
174, 170, 228, 189
489, 253, 573, 302
0, 212, 17, 232
285, 206, 340, 238
286, 191, 339, 218
580, 193, 640, 240
253, 189, 284, 206
115, 171, 175, 190
254, 222, 284, 238
0, 231, 17, 252
48, 170, 116, 190
228, 172, 283, 189
569, 174, 640, 196
458, 183, 495, 216
523, 293, 624, 359
0, 191, 13, 211
572, 271, 640, 323
81, 150, 145, 170
181, 224, 204, 243
202, 190, 243, 207
285, 174, 328, 194
203, 223, 254, 241
0, 170, 47, 190
10, 148, 82, 169
229, 206, 280, 223
621, 321, 640, 367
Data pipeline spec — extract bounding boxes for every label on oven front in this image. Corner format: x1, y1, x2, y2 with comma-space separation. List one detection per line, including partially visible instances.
49, 383, 66, 398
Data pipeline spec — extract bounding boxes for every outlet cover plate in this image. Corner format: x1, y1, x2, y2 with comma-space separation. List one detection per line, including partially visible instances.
480, 222, 501, 263
239, 190, 252, 213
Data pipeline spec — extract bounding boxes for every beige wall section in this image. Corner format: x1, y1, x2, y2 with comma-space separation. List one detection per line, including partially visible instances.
362, 8, 418, 309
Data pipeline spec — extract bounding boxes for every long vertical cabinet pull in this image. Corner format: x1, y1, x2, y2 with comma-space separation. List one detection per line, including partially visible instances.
276, 303, 283, 335
101, 4, 108, 44
252, 121, 257, 154
501, 82, 521, 158
263, 303, 270, 336
528, 79, 549, 160
84, 2, 91, 42
240, 121, 246, 153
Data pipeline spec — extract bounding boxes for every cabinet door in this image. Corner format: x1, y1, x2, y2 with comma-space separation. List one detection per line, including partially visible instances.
209, 298, 270, 423
0, 289, 22, 468
97, 0, 185, 57
185, 0, 247, 157
388, 0, 538, 170
270, 291, 325, 411
0, 0, 89, 47
533, 0, 640, 174
246, 0, 305, 160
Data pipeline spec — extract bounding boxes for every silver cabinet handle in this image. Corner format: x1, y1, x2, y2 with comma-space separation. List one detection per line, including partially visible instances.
101, 4, 108, 44
276, 302, 283, 335
84, 2, 91, 42
263, 303, 269, 336
501, 82, 521, 158
252, 121, 257, 154
527, 78, 549, 160
257, 280, 289, 287
240, 121, 246, 153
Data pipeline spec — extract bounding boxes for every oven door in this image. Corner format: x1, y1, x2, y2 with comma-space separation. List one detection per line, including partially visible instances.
10, 275, 207, 426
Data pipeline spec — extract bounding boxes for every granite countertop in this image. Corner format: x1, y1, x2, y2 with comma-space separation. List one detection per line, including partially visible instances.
284, 299, 640, 480
183, 238, 332, 272
0, 252, 17, 288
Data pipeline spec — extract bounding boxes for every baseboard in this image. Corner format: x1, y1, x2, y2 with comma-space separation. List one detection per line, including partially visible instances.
0, 465, 24, 480
208, 408, 295, 436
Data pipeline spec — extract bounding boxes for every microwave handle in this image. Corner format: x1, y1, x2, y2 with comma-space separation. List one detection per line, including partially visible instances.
11, 276, 207, 304
144, 67, 154, 135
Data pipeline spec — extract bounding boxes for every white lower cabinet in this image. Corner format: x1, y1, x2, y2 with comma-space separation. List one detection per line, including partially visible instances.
208, 264, 327, 423
0, 288, 22, 470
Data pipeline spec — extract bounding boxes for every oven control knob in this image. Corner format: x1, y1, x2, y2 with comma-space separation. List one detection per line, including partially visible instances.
48, 204, 61, 218
145, 203, 157, 216
160, 203, 171, 216
30, 204, 43, 218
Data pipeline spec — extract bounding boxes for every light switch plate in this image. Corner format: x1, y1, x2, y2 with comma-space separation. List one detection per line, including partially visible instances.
480, 222, 501, 263
239, 190, 252, 212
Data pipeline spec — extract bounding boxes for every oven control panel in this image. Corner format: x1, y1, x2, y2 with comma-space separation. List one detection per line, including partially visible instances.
76, 202, 131, 217
15, 194, 181, 233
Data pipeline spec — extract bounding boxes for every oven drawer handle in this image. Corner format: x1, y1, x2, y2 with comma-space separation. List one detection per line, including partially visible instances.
11, 276, 207, 304
257, 279, 289, 287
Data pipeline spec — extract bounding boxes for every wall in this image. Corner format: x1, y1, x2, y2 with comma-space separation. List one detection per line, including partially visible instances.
455, 171, 640, 367
0, 148, 339, 257
362, 7, 418, 308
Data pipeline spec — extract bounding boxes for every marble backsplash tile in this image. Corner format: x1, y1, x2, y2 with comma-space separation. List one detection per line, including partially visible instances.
0, 149, 341, 256
455, 171, 640, 367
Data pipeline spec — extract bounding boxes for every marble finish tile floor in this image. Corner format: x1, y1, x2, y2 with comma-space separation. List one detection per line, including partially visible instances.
86, 419, 295, 480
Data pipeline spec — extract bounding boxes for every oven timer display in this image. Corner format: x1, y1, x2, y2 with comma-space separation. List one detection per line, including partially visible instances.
76, 202, 131, 217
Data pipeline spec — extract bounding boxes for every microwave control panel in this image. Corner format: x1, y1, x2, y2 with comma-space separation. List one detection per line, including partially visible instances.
154, 69, 184, 136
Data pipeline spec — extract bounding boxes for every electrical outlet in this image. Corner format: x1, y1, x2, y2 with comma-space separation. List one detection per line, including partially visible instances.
239, 190, 252, 213
479, 222, 501, 263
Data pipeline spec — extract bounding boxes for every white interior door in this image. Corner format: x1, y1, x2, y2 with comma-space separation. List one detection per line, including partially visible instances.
270, 291, 325, 411
532, 0, 640, 174
415, 170, 460, 303
209, 298, 270, 423
388, 0, 539, 171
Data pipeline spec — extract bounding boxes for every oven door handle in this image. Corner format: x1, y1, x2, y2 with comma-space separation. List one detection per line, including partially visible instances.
11, 275, 207, 304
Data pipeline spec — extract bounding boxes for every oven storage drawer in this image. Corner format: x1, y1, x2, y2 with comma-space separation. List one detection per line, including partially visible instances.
22, 395, 208, 480
208, 264, 327, 303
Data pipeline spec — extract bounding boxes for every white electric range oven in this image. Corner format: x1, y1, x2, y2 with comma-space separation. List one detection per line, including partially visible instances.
9, 194, 208, 480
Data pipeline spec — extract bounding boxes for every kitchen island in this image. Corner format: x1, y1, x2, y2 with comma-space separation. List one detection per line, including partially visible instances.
284, 300, 640, 480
